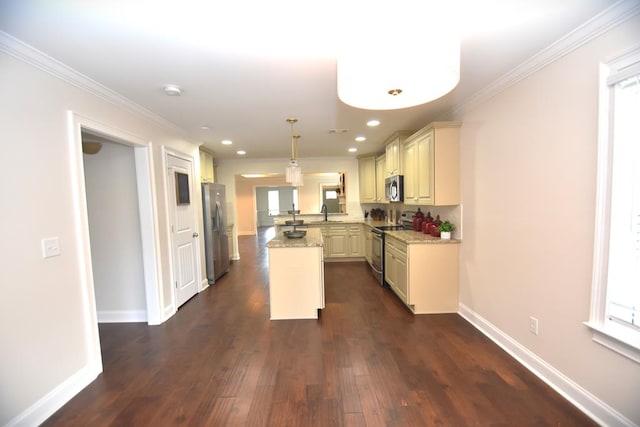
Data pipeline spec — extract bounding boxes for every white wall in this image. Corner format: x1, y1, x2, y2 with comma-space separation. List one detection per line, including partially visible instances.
456, 14, 640, 425
83, 140, 146, 321
0, 47, 198, 425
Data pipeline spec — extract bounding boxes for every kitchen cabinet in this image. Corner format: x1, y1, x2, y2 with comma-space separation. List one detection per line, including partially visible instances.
375, 154, 388, 203
384, 236, 408, 303
267, 228, 324, 319
402, 122, 460, 206
358, 155, 376, 203
364, 226, 372, 263
199, 149, 215, 183
383, 131, 412, 177
309, 224, 363, 259
385, 235, 459, 313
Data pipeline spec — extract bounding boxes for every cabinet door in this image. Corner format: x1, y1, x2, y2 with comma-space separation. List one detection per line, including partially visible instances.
200, 150, 214, 183
364, 230, 372, 262
385, 138, 399, 176
329, 234, 348, 257
403, 140, 417, 204
384, 244, 396, 286
347, 225, 363, 257
358, 156, 376, 203
416, 131, 434, 205
395, 251, 408, 303
375, 155, 388, 203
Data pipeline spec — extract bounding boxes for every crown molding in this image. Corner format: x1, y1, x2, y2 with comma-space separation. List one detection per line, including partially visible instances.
0, 31, 184, 134
452, 0, 640, 117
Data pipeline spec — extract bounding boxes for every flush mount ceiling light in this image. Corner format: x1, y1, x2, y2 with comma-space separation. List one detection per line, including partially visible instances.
355, 136, 366, 142
337, 4, 459, 110
164, 84, 182, 96
366, 120, 380, 127
285, 118, 303, 187
221, 139, 233, 145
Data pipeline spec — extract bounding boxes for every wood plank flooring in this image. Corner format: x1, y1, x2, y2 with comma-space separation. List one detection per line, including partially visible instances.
43, 227, 596, 426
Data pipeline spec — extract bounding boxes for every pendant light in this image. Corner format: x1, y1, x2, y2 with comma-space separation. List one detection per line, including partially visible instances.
285, 118, 303, 186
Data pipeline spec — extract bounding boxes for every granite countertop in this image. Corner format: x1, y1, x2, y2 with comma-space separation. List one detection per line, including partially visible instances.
384, 230, 461, 244
275, 219, 461, 244
266, 227, 324, 248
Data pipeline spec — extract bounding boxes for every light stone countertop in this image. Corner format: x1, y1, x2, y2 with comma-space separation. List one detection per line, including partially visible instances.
275, 219, 461, 244
266, 227, 324, 248
384, 230, 461, 245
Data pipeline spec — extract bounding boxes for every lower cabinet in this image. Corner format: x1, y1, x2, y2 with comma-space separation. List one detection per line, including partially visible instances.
268, 245, 324, 319
364, 227, 372, 263
310, 224, 364, 260
385, 235, 459, 313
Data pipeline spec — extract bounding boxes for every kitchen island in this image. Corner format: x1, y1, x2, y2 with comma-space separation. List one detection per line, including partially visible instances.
266, 227, 324, 320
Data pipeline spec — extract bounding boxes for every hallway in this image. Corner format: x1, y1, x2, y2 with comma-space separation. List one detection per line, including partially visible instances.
43, 228, 595, 426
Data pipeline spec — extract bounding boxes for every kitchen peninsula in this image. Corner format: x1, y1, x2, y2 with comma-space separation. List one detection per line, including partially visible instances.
266, 227, 325, 320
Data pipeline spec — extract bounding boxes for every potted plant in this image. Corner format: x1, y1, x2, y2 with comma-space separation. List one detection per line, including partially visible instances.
438, 220, 455, 240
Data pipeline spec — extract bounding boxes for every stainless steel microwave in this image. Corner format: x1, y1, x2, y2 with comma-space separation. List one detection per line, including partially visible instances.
385, 175, 404, 202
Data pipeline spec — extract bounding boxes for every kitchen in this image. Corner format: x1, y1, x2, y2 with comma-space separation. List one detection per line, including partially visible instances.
1, 1, 639, 426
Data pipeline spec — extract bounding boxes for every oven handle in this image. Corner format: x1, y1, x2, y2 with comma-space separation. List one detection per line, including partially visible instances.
370, 262, 383, 274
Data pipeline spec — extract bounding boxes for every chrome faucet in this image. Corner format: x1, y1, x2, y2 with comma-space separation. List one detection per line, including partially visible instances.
321, 204, 328, 221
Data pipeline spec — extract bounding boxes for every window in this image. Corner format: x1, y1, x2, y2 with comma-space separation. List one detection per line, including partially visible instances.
267, 190, 280, 216
587, 47, 640, 364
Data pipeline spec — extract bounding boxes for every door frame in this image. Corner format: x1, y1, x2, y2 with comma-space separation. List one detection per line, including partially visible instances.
162, 148, 204, 312
68, 111, 164, 375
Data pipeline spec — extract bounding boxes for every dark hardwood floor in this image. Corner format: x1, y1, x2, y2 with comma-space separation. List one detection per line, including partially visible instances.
43, 227, 596, 426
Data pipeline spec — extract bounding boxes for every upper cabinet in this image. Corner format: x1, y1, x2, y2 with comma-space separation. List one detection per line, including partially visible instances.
358, 155, 376, 204
200, 149, 215, 183
383, 131, 412, 177
375, 154, 388, 204
402, 122, 461, 206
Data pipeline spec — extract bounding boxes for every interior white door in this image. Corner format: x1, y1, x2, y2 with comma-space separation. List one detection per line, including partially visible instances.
167, 154, 199, 308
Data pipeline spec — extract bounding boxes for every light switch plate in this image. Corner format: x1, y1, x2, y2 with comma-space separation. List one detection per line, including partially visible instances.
42, 237, 61, 258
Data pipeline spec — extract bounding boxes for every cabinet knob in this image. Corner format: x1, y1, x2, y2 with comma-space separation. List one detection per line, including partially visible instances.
193, 232, 199, 238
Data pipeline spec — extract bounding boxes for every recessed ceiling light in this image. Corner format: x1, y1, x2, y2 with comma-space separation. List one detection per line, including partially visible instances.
367, 119, 380, 127
164, 84, 182, 96
221, 140, 232, 145
200, 125, 210, 130
237, 150, 246, 155
355, 136, 366, 142
348, 147, 357, 153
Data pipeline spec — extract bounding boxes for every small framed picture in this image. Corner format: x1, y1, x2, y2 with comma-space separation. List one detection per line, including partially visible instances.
175, 172, 190, 205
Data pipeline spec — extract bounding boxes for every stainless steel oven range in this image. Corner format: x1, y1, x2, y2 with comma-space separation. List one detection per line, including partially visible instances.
370, 225, 404, 286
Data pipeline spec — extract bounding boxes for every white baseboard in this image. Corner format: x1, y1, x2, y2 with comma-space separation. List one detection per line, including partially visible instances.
6, 364, 100, 427
458, 303, 635, 427
96, 309, 146, 323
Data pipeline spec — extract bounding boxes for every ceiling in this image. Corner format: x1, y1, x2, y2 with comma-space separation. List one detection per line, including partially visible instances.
0, 0, 615, 160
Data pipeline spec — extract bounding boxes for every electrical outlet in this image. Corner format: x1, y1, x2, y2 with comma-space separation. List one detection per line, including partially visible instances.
42, 237, 61, 258
529, 316, 539, 335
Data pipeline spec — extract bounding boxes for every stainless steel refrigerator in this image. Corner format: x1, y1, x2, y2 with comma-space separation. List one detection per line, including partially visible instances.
202, 183, 229, 284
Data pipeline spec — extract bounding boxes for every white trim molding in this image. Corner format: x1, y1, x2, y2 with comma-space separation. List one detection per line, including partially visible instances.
0, 31, 184, 134
5, 366, 100, 427
458, 304, 636, 427
97, 310, 148, 323
453, 0, 640, 117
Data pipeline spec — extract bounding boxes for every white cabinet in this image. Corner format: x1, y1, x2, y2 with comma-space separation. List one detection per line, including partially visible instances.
402, 122, 460, 206
347, 225, 363, 257
384, 236, 408, 303
199, 149, 215, 183
364, 226, 372, 263
383, 131, 412, 177
375, 154, 388, 204
267, 229, 325, 320
358, 155, 377, 203
385, 235, 459, 313
310, 224, 364, 259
